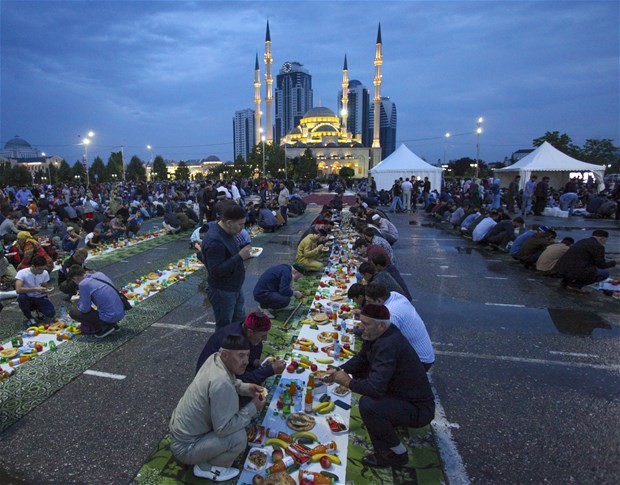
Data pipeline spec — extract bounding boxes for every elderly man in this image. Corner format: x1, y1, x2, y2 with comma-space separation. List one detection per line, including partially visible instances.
557, 229, 619, 291
67, 265, 126, 337
365, 283, 434, 370
202, 203, 252, 328
371, 213, 399, 245
195, 312, 286, 383
253, 263, 305, 317
362, 227, 396, 265
170, 335, 266, 482
324, 304, 435, 468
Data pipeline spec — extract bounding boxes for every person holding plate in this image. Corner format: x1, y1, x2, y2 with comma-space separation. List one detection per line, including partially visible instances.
15, 255, 56, 326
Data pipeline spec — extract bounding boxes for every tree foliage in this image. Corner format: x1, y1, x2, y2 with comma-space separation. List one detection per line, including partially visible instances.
580, 138, 619, 168
3, 164, 33, 185
72, 160, 86, 182
107, 151, 124, 180
339, 166, 355, 178
57, 160, 73, 183
90, 156, 106, 183
175, 161, 190, 180
152, 155, 168, 181
448, 157, 478, 177
532, 131, 581, 158
126, 155, 147, 181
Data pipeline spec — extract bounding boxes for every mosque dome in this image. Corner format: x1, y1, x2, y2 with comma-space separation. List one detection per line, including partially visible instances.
4, 136, 32, 150
205, 155, 221, 162
303, 107, 336, 118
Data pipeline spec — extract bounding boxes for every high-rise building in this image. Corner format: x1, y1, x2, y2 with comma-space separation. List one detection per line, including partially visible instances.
368, 96, 397, 159
338, 79, 370, 147
274, 61, 313, 144
233, 108, 256, 161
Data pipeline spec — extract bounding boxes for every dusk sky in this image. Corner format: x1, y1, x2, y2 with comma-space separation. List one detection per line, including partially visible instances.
1, 1, 618, 167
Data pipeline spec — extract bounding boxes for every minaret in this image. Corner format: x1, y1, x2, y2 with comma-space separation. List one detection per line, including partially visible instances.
253, 53, 262, 146
371, 23, 383, 167
340, 54, 349, 135
264, 21, 274, 144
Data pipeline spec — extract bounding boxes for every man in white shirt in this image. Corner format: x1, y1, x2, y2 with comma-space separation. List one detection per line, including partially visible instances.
472, 212, 499, 242
15, 255, 56, 326
365, 282, 434, 371
401, 178, 413, 212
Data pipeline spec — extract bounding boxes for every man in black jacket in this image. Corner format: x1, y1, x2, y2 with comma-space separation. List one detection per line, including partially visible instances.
324, 304, 435, 468
557, 229, 619, 291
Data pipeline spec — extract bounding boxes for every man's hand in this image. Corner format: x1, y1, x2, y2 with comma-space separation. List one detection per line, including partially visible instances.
239, 245, 253, 260
271, 359, 287, 375
193, 242, 202, 251
249, 384, 267, 412
321, 368, 339, 384
293, 291, 304, 299
332, 370, 352, 387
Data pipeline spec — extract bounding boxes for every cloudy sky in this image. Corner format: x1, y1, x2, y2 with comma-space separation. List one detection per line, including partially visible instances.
1, 1, 618, 167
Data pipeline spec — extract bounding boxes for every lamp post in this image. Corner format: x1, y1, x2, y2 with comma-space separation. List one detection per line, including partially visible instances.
80, 130, 95, 187
443, 132, 450, 165
261, 135, 266, 177
475, 117, 483, 179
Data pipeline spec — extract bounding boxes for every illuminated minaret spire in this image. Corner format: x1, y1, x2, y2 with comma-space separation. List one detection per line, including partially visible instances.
340, 54, 349, 135
254, 53, 262, 146
371, 23, 383, 167
264, 20, 274, 144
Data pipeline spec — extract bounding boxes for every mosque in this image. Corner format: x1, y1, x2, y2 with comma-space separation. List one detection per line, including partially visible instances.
254, 22, 385, 178
0, 136, 62, 181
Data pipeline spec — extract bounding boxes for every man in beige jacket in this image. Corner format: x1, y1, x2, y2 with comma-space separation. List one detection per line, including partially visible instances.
169, 335, 266, 481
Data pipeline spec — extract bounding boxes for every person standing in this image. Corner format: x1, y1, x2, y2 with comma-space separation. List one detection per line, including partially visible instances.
422, 177, 431, 206
203, 181, 219, 222
533, 176, 549, 216
521, 175, 537, 216
67, 265, 126, 337
277, 181, 290, 225
389, 180, 403, 213
15, 255, 56, 326
324, 304, 434, 468
401, 178, 413, 212
202, 203, 252, 328
15, 185, 34, 216
506, 175, 520, 214
170, 335, 266, 482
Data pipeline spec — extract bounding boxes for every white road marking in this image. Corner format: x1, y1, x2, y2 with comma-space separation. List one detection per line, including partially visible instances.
121, 260, 130, 262
432, 342, 454, 346
437, 274, 458, 278
487, 259, 502, 262
152, 322, 215, 333
84, 370, 126, 380
274, 252, 291, 255
440, 265, 449, 269
484, 277, 508, 280
436, 350, 620, 371
549, 351, 599, 358
154, 247, 169, 250
428, 257, 447, 260
409, 237, 463, 241
484, 302, 525, 307
428, 375, 471, 485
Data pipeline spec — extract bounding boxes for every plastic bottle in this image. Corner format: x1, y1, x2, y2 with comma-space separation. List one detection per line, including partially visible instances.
282, 390, 291, 416
60, 305, 67, 321
22, 330, 38, 338
267, 429, 292, 443
308, 373, 315, 390
266, 456, 295, 475
298, 470, 333, 484
309, 441, 337, 456
289, 380, 297, 398
340, 317, 347, 336
333, 339, 341, 361
304, 386, 314, 413
49, 341, 57, 351
9, 356, 31, 367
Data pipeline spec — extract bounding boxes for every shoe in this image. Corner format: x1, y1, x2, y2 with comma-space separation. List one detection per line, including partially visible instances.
362, 449, 408, 468
258, 306, 275, 319
24, 318, 36, 327
94, 326, 117, 338
193, 465, 240, 482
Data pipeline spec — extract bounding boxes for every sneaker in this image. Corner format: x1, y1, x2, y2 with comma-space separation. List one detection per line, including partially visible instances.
94, 326, 117, 339
258, 306, 275, 319
362, 449, 408, 468
193, 465, 239, 482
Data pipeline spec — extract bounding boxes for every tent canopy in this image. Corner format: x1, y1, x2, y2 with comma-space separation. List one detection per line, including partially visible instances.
369, 144, 443, 192
495, 141, 605, 190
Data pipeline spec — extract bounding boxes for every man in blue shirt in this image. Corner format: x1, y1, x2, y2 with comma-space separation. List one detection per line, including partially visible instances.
253, 264, 304, 317
15, 185, 33, 216
67, 265, 126, 338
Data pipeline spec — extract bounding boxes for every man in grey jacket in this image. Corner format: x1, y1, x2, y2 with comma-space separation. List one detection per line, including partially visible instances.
169, 335, 266, 482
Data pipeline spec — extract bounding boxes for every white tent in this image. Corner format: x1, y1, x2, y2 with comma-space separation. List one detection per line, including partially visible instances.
369, 144, 443, 192
495, 141, 605, 190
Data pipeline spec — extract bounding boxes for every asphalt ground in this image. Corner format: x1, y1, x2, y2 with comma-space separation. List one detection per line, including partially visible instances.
1, 204, 619, 484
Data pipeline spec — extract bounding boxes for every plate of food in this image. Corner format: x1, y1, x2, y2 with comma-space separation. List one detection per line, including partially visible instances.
313, 370, 332, 381
316, 331, 334, 343
0, 348, 18, 359
287, 412, 316, 431
247, 424, 267, 447
244, 447, 269, 472
264, 471, 296, 485
250, 247, 263, 257
312, 313, 329, 325
146, 272, 159, 280
332, 384, 351, 397
326, 413, 349, 434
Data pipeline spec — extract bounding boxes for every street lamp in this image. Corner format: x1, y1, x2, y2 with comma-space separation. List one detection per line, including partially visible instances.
475, 117, 483, 179
261, 134, 266, 177
443, 132, 450, 165
80, 131, 95, 187
147, 145, 154, 163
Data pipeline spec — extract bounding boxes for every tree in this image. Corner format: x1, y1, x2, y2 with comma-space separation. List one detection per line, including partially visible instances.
532, 131, 581, 158
126, 155, 147, 181
448, 157, 478, 177
152, 155, 168, 181
580, 138, 619, 170
72, 160, 86, 183
90, 156, 106, 183
10, 165, 32, 185
265, 144, 285, 177
57, 160, 73, 183
175, 161, 190, 180
106, 151, 124, 181
339, 166, 355, 178
294, 148, 318, 180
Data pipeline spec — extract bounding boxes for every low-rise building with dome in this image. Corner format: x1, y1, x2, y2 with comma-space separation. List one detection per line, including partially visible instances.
146, 155, 224, 180
0, 136, 63, 181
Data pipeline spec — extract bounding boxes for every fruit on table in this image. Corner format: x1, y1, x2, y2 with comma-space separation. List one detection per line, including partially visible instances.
291, 431, 318, 441
315, 357, 334, 365
310, 364, 318, 372
265, 438, 289, 449
252, 474, 265, 485
320, 455, 332, 469
272, 448, 284, 462
317, 401, 335, 414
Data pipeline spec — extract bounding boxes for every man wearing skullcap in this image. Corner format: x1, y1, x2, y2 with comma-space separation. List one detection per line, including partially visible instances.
171, 335, 267, 482
253, 263, 305, 317
195, 312, 286, 381
324, 304, 435, 468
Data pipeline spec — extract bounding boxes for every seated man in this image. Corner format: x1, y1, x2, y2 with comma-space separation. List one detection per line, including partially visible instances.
483, 216, 524, 249
15, 255, 56, 326
295, 232, 326, 272
253, 264, 304, 317
85, 227, 104, 249
324, 304, 435, 468
61, 226, 81, 253
365, 283, 434, 370
67, 265, 126, 337
170, 335, 266, 482
536, 237, 574, 276
369, 252, 412, 302
472, 211, 499, 243
195, 312, 286, 382
516, 230, 557, 268
362, 227, 396, 265
557, 229, 619, 291
371, 213, 399, 245
359, 262, 407, 300
257, 203, 281, 232
58, 248, 90, 297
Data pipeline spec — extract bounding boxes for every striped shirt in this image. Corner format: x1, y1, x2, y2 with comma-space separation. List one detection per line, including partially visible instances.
385, 292, 435, 364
